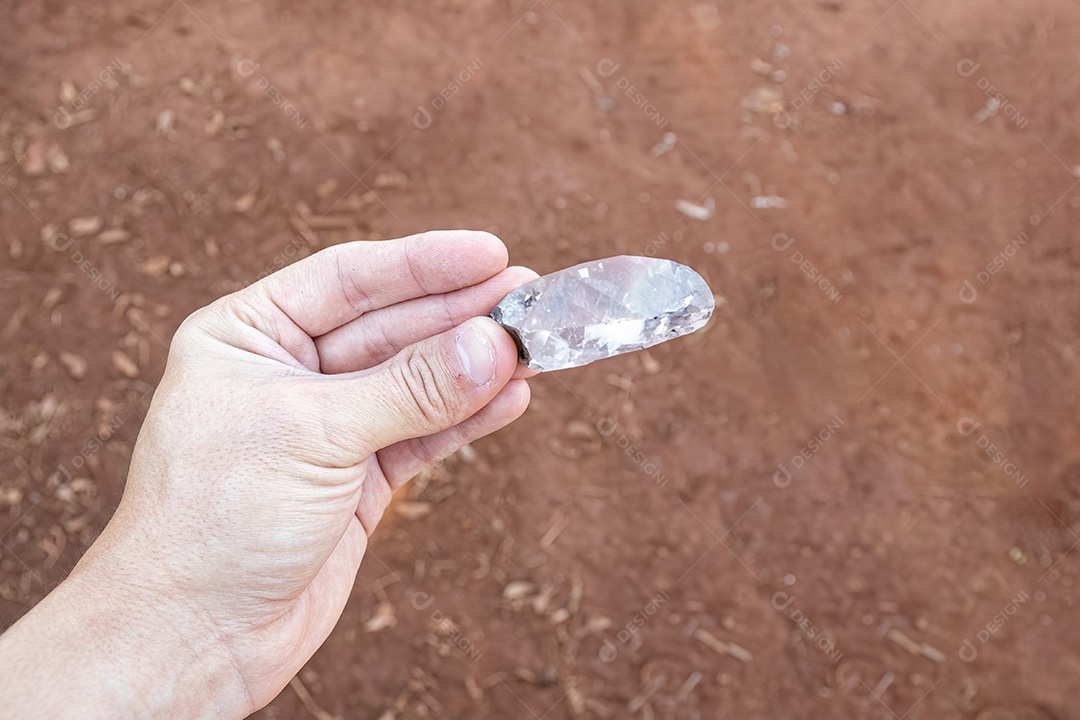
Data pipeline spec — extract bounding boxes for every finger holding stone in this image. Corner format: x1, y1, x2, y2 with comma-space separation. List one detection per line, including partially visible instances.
247, 230, 509, 339
327, 317, 519, 459
512, 363, 540, 379
316, 267, 539, 374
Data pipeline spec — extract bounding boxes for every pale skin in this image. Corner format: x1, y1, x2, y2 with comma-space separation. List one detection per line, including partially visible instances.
0, 230, 539, 718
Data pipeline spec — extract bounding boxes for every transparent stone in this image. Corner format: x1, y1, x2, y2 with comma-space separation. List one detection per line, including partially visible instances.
490, 255, 714, 372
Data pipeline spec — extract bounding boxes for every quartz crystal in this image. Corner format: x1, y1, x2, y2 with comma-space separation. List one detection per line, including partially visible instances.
490, 255, 714, 372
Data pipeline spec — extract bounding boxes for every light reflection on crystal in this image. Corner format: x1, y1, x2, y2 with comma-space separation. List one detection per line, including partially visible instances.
490, 255, 714, 372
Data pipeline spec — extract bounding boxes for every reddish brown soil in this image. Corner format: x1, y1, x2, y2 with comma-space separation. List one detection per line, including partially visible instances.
3, 1, 1080, 717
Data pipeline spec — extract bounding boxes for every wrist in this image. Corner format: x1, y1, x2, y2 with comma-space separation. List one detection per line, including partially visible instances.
0, 530, 252, 719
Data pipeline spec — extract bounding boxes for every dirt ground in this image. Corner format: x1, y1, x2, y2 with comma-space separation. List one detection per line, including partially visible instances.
3, 0, 1080, 717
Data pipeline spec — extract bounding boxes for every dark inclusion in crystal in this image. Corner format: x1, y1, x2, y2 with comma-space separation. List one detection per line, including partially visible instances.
489, 255, 714, 372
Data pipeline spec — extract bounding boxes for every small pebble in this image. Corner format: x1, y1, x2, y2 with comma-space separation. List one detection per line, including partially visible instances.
458, 444, 479, 464
42, 287, 64, 310
58, 352, 87, 380
111, 350, 139, 379
156, 109, 176, 137
395, 501, 432, 520
69, 216, 103, 237
98, 229, 131, 245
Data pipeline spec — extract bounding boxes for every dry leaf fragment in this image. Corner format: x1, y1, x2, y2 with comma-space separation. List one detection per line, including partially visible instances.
42, 287, 65, 310
19, 140, 47, 176
234, 191, 257, 213
693, 628, 752, 662
502, 581, 535, 601
395, 501, 433, 521
156, 109, 176, 138
111, 350, 139, 378
69, 216, 103, 237
886, 628, 923, 656
457, 444, 478, 463
46, 144, 71, 173
267, 138, 285, 162
363, 601, 397, 633
98, 228, 131, 245
138, 255, 172, 277
58, 352, 88, 380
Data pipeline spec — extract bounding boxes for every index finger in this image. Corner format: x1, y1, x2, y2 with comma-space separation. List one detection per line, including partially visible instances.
248, 230, 509, 338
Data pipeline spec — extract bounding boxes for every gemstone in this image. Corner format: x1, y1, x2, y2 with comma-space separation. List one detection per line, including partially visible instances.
490, 255, 714, 372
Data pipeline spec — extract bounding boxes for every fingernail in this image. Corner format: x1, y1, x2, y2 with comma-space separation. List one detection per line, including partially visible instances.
456, 320, 497, 386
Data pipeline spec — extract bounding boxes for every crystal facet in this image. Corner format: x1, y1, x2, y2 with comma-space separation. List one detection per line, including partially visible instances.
490, 255, 714, 372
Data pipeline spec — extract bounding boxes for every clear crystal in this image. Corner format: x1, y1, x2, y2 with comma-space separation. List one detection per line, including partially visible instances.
490, 256, 714, 372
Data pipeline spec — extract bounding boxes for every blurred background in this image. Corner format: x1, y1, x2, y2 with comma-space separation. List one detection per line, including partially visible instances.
2, 1, 1079, 717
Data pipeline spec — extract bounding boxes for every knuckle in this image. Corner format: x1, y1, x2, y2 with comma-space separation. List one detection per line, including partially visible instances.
414, 426, 465, 468
169, 305, 216, 358
393, 348, 457, 427
400, 234, 429, 291
357, 472, 394, 535
333, 245, 372, 312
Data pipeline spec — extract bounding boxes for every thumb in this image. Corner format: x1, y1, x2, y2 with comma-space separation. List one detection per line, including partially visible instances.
335, 316, 521, 454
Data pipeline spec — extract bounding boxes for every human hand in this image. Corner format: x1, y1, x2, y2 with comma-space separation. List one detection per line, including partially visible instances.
0, 231, 536, 718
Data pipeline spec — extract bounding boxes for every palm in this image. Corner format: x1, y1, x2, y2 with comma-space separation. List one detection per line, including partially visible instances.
130, 232, 537, 710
